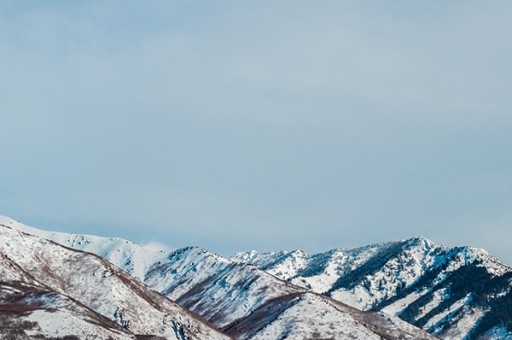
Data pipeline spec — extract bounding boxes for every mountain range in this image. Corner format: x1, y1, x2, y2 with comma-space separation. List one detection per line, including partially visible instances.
0, 215, 510, 339
232, 238, 512, 339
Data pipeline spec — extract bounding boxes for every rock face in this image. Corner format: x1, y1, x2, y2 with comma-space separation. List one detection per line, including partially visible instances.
0, 221, 229, 339
1, 216, 435, 340
231, 237, 512, 339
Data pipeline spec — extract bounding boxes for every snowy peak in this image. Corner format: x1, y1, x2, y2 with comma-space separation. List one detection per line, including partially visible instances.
4, 215, 510, 339
404, 236, 435, 247
233, 237, 512, 339
1, 216, 436, 340
231, 248, 311, 281
0, 222, 229, 339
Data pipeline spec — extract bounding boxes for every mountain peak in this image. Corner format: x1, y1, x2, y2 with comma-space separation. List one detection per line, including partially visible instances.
3, 215, 511, 339
402, 236, 436, 249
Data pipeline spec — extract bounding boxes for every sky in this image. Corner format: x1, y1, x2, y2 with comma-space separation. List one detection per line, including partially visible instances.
1, 1, 511, 264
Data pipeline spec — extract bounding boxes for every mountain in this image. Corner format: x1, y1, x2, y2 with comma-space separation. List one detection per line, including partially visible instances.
0, 216, 172, 281
223, 292, 426, 340
231, 237, 512, 339
0, 279, 136, 339
2, 216, 434, 340
0, 219, 229, 339
143, 245, 433, 339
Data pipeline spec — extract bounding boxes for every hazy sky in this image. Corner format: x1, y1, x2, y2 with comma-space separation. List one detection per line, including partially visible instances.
1, 1, 511, 264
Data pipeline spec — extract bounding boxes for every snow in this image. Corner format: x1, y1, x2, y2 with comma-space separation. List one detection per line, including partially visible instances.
441, 306, 485, 339
0, 220, 229, 340
289, 250, 349, 293
4, 215, 510, 340
230, 236, 512, 339
381, 290, 425, 315
26, 309, 134, 340
0, 215, 172, 281
330, 286, 372, 310
249, 293, 382, 340
424, 294, 472, 330
1, 215, 436, 340
146, 246, 300, 327
414, 288, 449, 321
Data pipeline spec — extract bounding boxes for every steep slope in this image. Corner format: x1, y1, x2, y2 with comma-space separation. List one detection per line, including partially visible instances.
145, 246, 433, 339
0, 283, 136, 339
232, 237, 512, 339
4, 216, 434, 340
223, 292, 384, 340
0, 246, 136, 339
0, 222, 229, 340
224, 292, 434, 340
145, 246, 301, 327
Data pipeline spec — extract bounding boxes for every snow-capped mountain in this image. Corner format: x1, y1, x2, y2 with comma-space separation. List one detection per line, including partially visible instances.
223, 292, 427, 340
143, 246, 433, 339
231, 237, 512, 339
2, 216, 434, 339
0, 220, 229, 339
0, 216, 172, 281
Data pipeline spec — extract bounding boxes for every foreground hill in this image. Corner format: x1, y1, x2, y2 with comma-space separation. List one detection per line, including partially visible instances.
232, 237, 512, 339
0, 220, 229, 339
1, 216, 434, 340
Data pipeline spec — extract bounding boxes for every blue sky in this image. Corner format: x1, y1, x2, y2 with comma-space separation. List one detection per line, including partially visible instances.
1, 1, 511, 264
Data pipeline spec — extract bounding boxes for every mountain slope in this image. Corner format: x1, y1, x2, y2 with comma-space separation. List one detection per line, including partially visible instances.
223, 292, 384, 340
144, 246, 434, 339
231, 237, 512, 339
0, 216, 171, 281
223, 292, 434, 340
3, 216, 434, 340
0, 283, 136, 340
0, 221, 229, 339
0, 251, 136, 339
145, 246, 301, 327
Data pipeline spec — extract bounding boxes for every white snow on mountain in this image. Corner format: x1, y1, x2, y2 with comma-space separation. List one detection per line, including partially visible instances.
0, 218, 229, 339
1, 215, 435, 340
229, 293, 382, 340
6, 215, 511, 339
0, 215, 172, 281
25, 308, 134, 340
231, 237, 512, 339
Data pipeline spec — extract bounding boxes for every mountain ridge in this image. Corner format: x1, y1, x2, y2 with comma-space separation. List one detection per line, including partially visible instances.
4, 215, 510, 339
0, 221, 230, 339
232, 236, 512, 339
1, 215, 434, 339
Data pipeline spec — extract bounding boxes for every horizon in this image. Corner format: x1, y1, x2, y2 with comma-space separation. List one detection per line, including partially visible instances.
1, 214, 509, 268
1, 1, 511, 265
